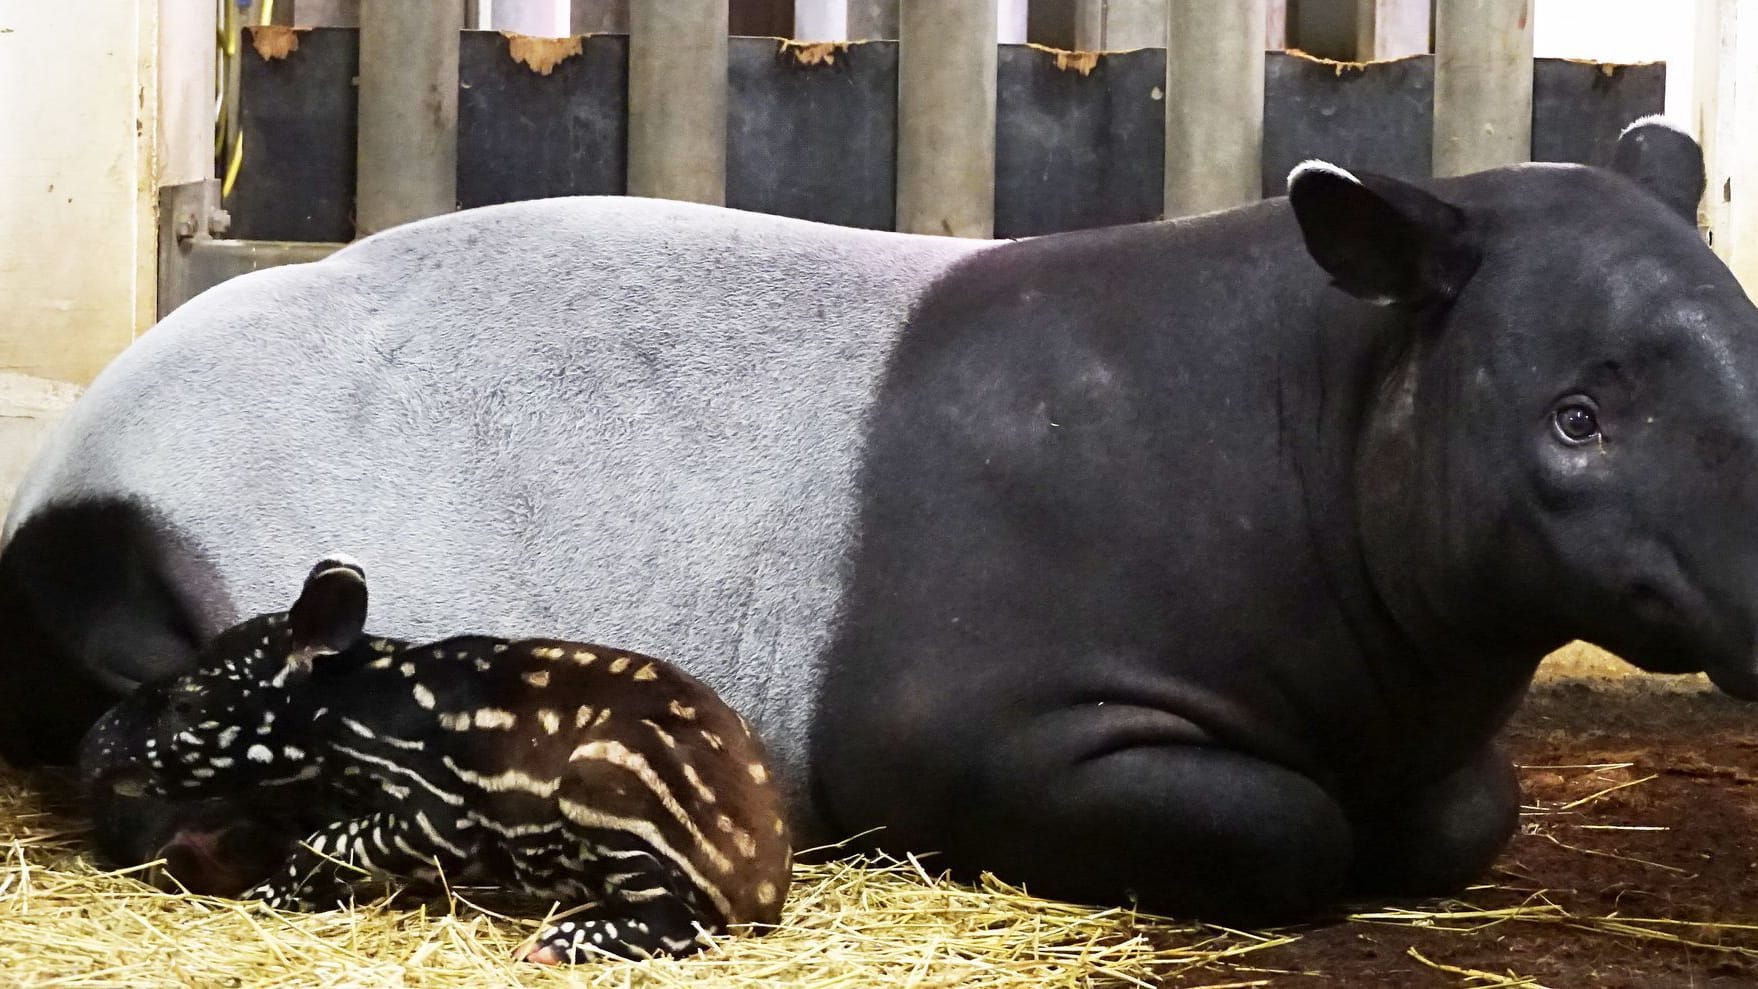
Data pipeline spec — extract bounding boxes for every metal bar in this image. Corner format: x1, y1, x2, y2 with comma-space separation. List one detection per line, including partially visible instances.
159, 181, 345, 319
1432, 0, 1533, 177
355, 0, 464, 235
896, 0, 996, 237
1165, 0, 1267, 217
627, 0, 728, 204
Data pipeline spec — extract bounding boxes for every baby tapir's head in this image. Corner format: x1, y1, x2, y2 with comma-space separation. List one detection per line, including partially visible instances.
140, 556, 370, 798
80, 691, 312, 895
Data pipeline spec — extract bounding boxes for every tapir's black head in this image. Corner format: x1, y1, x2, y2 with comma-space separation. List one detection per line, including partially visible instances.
138, 556, 371, 796
1287, 117, 1758, 697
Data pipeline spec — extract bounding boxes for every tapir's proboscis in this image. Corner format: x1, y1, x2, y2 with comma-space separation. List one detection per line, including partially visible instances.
5, 117, 1756, 925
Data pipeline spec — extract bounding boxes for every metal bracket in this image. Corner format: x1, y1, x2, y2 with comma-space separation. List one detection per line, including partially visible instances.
157, 179, 345, 321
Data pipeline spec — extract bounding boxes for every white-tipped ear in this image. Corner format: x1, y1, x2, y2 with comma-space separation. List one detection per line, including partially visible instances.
1618, 114, 1691, 140
1286, 159, 1362, 194
287, 557, 369, 667
1610, 115, 1705, 224
307, 553, 365, 583
1287, 164, 1479, 305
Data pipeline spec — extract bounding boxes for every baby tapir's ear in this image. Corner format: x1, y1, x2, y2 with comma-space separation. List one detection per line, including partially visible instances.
286, 555, 368, 671
1286, 160, 1480, 307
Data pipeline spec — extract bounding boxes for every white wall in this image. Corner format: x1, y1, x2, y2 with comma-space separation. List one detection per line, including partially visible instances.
0, 1, 159, 385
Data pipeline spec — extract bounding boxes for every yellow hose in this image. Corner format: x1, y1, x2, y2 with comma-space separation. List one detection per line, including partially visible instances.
217, 1, 274, 200
221, 131, 245, 200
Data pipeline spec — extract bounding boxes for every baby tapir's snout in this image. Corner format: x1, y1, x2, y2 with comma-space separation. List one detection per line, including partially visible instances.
80, 688, 310, 896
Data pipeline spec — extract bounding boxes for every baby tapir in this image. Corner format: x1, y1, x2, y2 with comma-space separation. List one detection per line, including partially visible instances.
127, 555, 793, 962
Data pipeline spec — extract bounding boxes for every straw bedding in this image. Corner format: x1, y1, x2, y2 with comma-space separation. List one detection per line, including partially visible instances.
0, 770, 1290, 989
6, 681, 1757, 989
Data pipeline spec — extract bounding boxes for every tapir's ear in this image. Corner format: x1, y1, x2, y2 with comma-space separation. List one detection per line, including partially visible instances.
1286, 160, 1479, 307
1609, 116, 1705, 225
286, 555, 367, 671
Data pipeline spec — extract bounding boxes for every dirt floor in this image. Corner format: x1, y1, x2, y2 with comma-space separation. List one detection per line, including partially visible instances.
1152, 673, 1758, 989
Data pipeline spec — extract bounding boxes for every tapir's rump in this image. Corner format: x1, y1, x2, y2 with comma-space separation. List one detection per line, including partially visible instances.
9, 196, 986, 819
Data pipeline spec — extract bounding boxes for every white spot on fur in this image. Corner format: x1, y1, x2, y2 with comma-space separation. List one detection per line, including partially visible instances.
538, 709, 561, 734
472, 708, 517, 730
523, 669, 551, 688
412, 684, 437, 710
247, 744, 275, 763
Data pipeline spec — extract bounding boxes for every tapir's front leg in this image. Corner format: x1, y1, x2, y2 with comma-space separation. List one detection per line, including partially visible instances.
1346, 741, 1521, 898
243, 812, 465, 911
948, 707, 1356, 927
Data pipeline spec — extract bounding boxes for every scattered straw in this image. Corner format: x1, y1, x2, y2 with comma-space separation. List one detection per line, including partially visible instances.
0, 770, 1279, 988
1407, 947, 1554, 989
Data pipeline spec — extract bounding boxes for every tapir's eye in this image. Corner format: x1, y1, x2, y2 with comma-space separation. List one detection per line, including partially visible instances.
170, 697, 197, 718
1552, 399, 1601, 445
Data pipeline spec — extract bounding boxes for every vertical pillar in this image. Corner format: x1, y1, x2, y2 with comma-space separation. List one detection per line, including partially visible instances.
355, 0, 463, 235
158, 0, 217, 187
627, 0, 727, 204
896, 0, 997, 237
1165, 0, 1266, 217
1432, 0, 1534, 177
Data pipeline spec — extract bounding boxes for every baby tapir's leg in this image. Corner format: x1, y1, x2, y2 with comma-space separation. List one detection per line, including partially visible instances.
243, 811, 468, 910
517, 831, 722, 963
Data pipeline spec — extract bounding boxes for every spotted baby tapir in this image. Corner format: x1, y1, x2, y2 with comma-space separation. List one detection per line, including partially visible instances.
132, 556, 792, 962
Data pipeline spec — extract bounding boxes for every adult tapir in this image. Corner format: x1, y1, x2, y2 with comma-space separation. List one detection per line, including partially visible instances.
4, 117, 1755, 925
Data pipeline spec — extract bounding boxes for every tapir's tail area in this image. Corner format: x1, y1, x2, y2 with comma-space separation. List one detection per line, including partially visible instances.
0, 497, 235, 767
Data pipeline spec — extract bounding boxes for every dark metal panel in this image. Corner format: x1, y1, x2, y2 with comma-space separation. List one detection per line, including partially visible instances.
229, 26, 359, 243
994, 45, 1165, 238
1260, 51, 1433, 198
726, 38, 898, 231
456, 31, 629, 208
1531, 57, 1666, 167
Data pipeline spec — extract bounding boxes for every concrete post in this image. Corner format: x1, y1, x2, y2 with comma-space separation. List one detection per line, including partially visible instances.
355, 0, 463, 236
1432, 0, 1534, 177
627, 0, 727, 205
896, 0, 997, 237
1165, 0, 1266, 217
